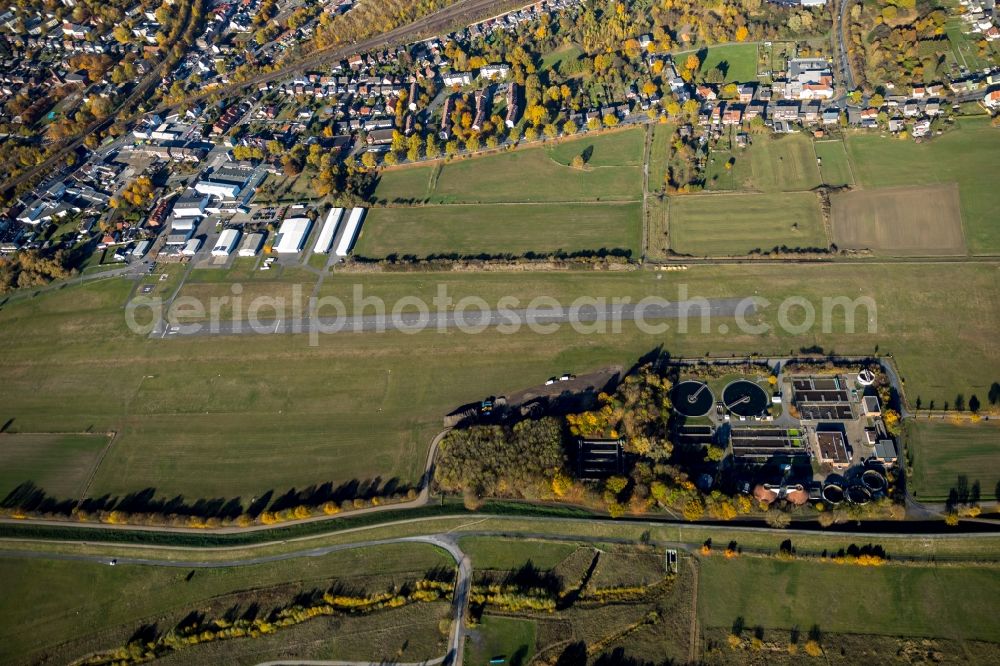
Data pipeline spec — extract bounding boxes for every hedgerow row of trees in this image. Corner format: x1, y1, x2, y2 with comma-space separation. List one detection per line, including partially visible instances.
80, 578, 454, 665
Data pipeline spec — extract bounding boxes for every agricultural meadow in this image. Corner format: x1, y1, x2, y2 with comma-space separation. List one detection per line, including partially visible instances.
906, 420, 1000, 502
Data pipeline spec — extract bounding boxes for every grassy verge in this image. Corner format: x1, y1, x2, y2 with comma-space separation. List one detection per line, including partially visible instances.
458, 536, 581, 570
466, 616, 536, 666
4, 504, 1000, 562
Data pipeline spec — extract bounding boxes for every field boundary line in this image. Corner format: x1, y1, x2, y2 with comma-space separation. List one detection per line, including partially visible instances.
372, 200, 642, 208
664, 194, 672, 253
542, 154, 643, 171
669, 188, 821, 198
641, 124, 653, 260
688, 556, 700, 663
76, 431, 118, 505
841, 137, 860, 188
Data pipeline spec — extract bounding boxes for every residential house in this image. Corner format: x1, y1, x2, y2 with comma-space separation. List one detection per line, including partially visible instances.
984, 88, 1000, 109
441, 71, 472, 87
479, 64, 510, 80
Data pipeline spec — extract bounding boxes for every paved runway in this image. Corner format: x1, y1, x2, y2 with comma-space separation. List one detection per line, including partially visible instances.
149, 297, 756, 338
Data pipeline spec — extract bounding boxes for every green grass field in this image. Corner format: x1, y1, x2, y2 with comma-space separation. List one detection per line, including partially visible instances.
0, 542, 453, 664
699, 557, 1000, 642
458, 537, 580, 570
372, 163, 439, 202
814, 139, 854, 187
945, 17, 1000, 73
0, 260, 997, 503
0, 433, 109, 498
677, 43, 759, 83
907, 421, 1000, 502
374, 129, 643, 204
540, 43, 585, 73
845, 117, 1000, 253
548, 127, 644, 168
648, 123, 673, 194
739, 133, 822, 192
705, 133, 822, 193
668, 192, 827, 255
354, 202, 641, 258
467, 616, 536, 666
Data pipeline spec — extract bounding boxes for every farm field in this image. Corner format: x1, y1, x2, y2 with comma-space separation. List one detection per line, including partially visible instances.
845, 117, 1000, 253
739, 133, 822, 192
0, 433, 109, 499
374, 128, 644, 204
372, 163, 439, 202
706, 133, 822, 193
907, 420, 1000, 502
669, 192, 827, 255
548, 125, 644, 167
354, 201, 641, 258
676, 43, 759, 82
830, 184, 966, 255
813, 139, 854, 187
0, 262, 996, 502
0, 542, 453, 664
698, 556, 1000, 642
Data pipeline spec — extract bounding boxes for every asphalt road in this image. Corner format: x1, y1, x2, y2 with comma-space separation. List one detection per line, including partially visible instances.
836, 0, 856, 91
149, 297, 755, 338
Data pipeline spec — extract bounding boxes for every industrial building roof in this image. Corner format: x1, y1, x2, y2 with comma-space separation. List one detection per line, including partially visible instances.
273, 217, 312, 254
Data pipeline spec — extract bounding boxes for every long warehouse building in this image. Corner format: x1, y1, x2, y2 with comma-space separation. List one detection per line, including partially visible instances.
273, 217, 312, 254
334, 208, 366, 257
314, 207, 344, 254
212, 228, 241, 256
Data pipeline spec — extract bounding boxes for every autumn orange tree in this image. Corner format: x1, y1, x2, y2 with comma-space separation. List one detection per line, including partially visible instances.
566, 363, 673, 460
